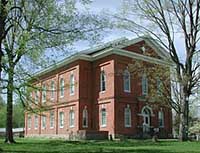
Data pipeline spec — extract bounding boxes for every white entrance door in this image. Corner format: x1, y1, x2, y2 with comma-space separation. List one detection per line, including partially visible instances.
142, 108, 151, 133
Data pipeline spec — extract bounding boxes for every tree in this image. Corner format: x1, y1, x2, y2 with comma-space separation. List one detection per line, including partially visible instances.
1, 0, 105, 143
113, 0, 200, 141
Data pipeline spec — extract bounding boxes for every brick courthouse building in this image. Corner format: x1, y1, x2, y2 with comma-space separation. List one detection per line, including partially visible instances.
25, 36, 172, 139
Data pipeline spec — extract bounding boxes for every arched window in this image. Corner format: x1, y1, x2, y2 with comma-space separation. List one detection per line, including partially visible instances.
50, 111, 54, 128
158, 111, 164, 127
60, 78, 64, 97
101, 108, 107, 127
69, 110, 75, 128
59, 112, 64, 128
51, 81, 55, 100
28, 115, 31, 129
34, 115, 38, 129
42, 84, 46, 103
100, 71, 106, 92
123, 70, 131, 92
124, 105, 131, 127
82, 107, 88, 128
70, 74, 75, 95
142, 73, 148, 96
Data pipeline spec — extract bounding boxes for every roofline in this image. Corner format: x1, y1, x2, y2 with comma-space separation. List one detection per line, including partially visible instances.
33, 36, 172, 79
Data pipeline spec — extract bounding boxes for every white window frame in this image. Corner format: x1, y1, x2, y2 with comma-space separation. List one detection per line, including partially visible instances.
59, 112, 64, 128
42, 116, 46, 129
42, 84, 46, 103
101, 108, 107, 127
28, 115, 31, 130
70, 73, 75, 95
34, 115, 38, 129
82, 107, 88, 128
123, 70, 131, 93
142, 73, 148, 96
100, 71, 106, 92
34, 90, 39, 104
50, 111, 54, 129
60, 78, 64, 98
50, 81, 55, 100
158, 111, 164, 128
69, 110, 75, 128
124, 105, 131, 127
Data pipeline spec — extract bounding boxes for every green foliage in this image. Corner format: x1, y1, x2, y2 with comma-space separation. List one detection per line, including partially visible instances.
189, 121, 200, 134
1, 138, 200, 153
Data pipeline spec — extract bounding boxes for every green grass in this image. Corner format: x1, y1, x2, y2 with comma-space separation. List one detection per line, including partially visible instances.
0, 138, 200, 153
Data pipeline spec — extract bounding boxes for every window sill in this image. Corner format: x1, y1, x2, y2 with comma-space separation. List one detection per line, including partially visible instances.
60, 126, 64, 129
50, 127, 54, 129
69, 126, 74, 128
100, 91, 106, 94
124, 90, 131, 93
70, 93, 74, 96
125, 125, 132, 128
101, 125, 106, 128
82, 126, 88, 128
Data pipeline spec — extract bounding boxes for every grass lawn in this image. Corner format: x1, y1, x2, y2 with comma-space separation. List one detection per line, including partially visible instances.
0, 138, 200, 153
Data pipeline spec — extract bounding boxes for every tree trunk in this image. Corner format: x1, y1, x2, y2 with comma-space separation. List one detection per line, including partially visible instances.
178, 85, 189, 141
5, 67, 15, 143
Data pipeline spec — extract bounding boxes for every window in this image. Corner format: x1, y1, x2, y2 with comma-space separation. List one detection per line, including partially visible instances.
51, 81, 55, 100
82, 107, 88, 128
50, 111, 54, 128
59, 112, 64, 128
158, 111, 164, 127
124, 105, 131, 127
69, 110, 75, 127
34, 115, 38, 129
157, 78, 162, 95
142, 73, 148, 96
70, 74, 75, 95
28, 115, 31, 129
60, 78, 64, 98
100, 71, 106, 92
123, 70, 131, 92
101, 108, 107, 127
35, 90, 39, 104
42, 84, 46, 103
42, 116, 46, 129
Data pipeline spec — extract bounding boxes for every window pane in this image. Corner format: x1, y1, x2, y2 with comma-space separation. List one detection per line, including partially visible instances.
59, 112, 64, 128
101, 108, 106, 126
123, 70, 131, 92
82, 108, 88, 127
69, 110, 75, 127
70, 74, 75, 95
100, 71, 106, 91
60, 79, 64, 97
50, 111, 54, 128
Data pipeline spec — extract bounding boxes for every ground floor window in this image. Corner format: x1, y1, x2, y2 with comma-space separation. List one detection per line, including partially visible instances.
69, 110, 75, 127
82, 107, 88, 128
50, 111, 54, 128
59, 112, 64, 128
28, 115, 31, 129
158, 111, 164, 127
101, 108, 107, 127
34, 115, 38, 129
124, 105, 131, 127
42, 116, 46, 129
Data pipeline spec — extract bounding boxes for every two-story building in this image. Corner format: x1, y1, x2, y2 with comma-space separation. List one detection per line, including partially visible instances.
25, 36, 172, 139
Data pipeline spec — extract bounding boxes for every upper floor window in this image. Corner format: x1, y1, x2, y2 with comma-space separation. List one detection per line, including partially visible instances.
157, 77, 162, 95
100, 70, 106, 92
50, 111, 54, 128
34, 115, 38, 129
34, 90, 39, 104
60, 78, 64, 98
42, 116, 46, 129
82, 107, 88, 128
70, 74, 75, 95
123, 70, 131, 92
124, 105, 131, 127
28, 115, 31, 129
142, 73, 148, 96
158, 111, 164, 127
59, 112, 64, 128
101, 108, 107, 127
69, 110, 75, 128
42, 84, 46, 103
51, 81, 55, 100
